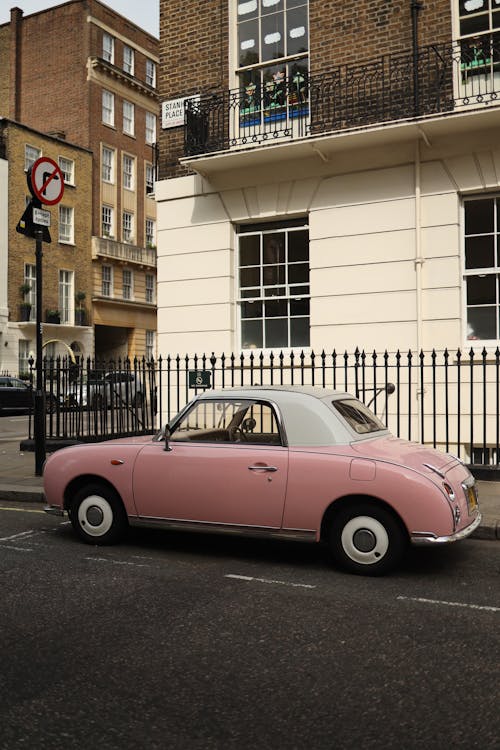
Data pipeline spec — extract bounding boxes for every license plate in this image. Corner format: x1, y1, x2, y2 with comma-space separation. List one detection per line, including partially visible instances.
465, 485, 478, 512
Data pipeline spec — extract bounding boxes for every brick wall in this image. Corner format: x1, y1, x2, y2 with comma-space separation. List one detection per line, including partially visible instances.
2, 121, 93, 325
157, 0, 453, 179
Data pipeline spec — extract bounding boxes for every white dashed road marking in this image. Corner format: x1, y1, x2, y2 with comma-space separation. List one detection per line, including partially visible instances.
0, 530, 37, 542
225, 574, 316, 589
397, 595, 500, 613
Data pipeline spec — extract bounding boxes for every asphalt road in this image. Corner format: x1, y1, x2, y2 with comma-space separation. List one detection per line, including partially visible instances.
0, 502, 499, 750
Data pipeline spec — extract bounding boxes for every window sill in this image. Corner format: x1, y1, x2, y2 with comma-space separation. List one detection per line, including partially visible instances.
59, 240, 75, 247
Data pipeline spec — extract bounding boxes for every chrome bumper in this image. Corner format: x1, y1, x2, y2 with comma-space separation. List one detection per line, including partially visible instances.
44, 504, 65, 517
411, 512, 482, 545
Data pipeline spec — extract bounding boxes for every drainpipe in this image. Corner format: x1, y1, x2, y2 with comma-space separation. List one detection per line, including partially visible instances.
415, 139, 424, 441
411, 1, 424, 117
9, 8, 23, 121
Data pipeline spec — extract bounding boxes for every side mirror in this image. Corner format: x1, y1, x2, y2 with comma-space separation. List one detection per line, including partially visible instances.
164, 425, 172, 452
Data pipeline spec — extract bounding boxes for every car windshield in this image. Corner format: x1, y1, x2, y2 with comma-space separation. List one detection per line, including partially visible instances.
332, 398, 386, 434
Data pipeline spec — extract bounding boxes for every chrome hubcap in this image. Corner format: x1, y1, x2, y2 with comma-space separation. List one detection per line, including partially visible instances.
352, 528, 377, 553
86, 505, 104, 526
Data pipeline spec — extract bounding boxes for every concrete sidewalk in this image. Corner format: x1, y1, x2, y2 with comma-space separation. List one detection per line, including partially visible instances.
0, 439, 498, 539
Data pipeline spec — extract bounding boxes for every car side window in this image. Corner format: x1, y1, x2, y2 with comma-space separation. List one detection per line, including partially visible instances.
170, 399, 283, 446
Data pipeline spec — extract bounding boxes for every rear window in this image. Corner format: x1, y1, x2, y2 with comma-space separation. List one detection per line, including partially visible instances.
332, 399, 386, 434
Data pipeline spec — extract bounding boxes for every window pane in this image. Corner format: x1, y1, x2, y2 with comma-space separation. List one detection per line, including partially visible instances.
288, 229, 308, 261
467, 307, 497, 339
465, 199, 494, 234
290, 297, 309, 315
263, 264, 286, 286
265, 299, 287, 317
290, 316, 310, 346
242, 319, 263, 348
289, 262, 309, 283
239, 18, 259, 66
460, 14, 489, 36
241, 300, 262, 318
265, 317, 287, 347
263, 233, 285, 263
467, 275, 496, 304
261, 11, 285, 60
240, 235, 260, 265
240, 266, 260, 287
465, 235, 495, 269
286, 5, 308, 56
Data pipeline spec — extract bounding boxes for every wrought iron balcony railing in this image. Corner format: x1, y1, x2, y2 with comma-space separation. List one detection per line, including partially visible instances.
185, 38, 500, 157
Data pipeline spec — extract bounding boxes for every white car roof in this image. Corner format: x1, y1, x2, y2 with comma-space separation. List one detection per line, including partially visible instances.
194, 386, 386, 446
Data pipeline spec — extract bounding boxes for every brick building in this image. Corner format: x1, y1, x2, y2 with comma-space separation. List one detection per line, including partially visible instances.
0, 1, 159, 362
155, 0, 500, 460
0, 119, 93, 374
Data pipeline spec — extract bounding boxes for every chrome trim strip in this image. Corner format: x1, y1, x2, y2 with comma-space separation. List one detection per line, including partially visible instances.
44, 504, 65, 517
129, 515, 316, 541
410, 512, 482, 545
423, 463, 446, 479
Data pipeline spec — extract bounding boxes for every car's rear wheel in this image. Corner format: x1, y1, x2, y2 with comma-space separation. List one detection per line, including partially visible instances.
328, 502, 407, 576
69, 483, 127, 545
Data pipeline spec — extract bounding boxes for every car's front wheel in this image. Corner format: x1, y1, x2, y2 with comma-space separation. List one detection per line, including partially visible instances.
328, 502, 407, 576
69, 483, 127, 545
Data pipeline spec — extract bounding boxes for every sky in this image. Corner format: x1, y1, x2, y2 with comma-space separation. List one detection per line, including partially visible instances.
0, 0, 159, 37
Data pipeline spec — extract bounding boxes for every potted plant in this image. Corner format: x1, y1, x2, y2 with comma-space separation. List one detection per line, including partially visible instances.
75, 291, 86, 326
19, 283, 32, 321
46, 309, 61, 324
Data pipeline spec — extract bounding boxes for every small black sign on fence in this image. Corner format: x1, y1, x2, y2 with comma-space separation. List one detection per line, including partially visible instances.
188, 370, 211, 389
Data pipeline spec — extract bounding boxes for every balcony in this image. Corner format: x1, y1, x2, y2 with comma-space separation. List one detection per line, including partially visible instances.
92, 237, 157, 268
184, 38, 500, 159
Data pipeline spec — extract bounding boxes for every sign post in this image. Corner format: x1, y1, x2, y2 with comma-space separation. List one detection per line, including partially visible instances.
18, 157, 65, 475
33, 228, 46, 476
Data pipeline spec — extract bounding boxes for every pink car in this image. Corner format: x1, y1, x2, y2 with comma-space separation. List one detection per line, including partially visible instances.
43, 386, 481, 575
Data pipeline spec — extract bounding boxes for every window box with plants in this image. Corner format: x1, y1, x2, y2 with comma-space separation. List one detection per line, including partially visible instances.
46, 309, 61, 324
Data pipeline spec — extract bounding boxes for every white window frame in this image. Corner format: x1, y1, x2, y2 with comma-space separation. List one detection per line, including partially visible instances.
237, 220, 310, 351
146, 59, 156, 87
25, 144, 41, 172
122, 211, 134, 243
463, 194, 500, 343
103, 32, 114, 63
102, 205, 114, 238
123, 100, 135, 136
102, 90, 115, 126
145, 112, 156, 144
122, 269, 133, 300
59, 269, 74, 324
102, 146, 115, 183
145, 274, 155, 304
18, 339, 31, 378
123, 45, 134, 75
58, 205, 74, 244
102, 265, 113, 297
58, 156, 74, 185
145, 162, 154, 194
146, 329, 155, 359
24, 264, 36, 322
145, 218, 156, 248
123, 154, 134, 190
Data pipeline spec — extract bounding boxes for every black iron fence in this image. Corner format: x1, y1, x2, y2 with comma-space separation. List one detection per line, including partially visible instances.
31, 348, 500, 467
185, 37, 500, 156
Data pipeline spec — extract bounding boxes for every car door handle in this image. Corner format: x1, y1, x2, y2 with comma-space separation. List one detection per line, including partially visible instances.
248, 465, 278, 472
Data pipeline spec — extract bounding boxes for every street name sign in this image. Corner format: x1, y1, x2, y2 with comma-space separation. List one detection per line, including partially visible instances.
33, 207, 51, 226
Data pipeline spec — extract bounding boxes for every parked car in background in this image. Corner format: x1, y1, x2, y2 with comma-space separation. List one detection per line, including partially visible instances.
43, 386, 481, 575
64, 370, 146, 409
0, 375, 57, 414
